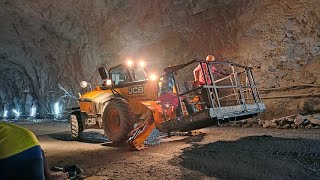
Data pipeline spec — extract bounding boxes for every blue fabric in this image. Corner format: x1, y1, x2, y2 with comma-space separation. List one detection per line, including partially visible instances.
168, 73, 175, 92
0, 145, 45, 180
160, 73, 175, 94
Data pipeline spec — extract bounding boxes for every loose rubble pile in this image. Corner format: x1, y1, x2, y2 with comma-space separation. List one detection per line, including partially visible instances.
222, 114, 320, 129
262, 114, 320, 129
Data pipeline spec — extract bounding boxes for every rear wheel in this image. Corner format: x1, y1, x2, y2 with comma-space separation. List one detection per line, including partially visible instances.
70, 113, 83, 140
103, 99, 134, 143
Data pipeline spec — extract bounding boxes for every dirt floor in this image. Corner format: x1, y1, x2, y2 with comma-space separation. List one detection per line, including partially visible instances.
14, 120, 320, 180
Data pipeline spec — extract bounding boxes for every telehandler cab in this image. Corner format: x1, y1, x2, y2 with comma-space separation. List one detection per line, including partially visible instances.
70, 59, 265, 150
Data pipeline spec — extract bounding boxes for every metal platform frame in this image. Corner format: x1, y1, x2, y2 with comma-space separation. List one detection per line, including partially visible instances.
158, 59, 266, 132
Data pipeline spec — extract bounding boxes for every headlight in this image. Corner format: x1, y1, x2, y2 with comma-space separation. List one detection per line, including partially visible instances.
150, 74, 157, 81
139, 60, 145, 67
126, 59, 133, 66
106, 79, 112, 85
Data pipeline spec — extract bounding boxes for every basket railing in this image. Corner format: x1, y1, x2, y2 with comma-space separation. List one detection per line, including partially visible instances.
160, 59, 263, 118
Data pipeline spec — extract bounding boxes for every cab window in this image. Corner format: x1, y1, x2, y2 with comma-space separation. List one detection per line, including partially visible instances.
129, 67, 147, 81
109, 65, 147, 85
109, 66, 132, 85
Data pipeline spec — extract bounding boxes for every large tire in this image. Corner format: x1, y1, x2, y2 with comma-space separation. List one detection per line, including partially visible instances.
103, 99, 135, 143
70, 113, 83, 140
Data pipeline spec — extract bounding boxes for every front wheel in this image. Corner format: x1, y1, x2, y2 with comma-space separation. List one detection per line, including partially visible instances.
70, 113, 83, 140
103, 99, 135, 143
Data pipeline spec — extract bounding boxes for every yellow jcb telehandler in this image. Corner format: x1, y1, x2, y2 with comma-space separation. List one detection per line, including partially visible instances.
70, 59, 265, 150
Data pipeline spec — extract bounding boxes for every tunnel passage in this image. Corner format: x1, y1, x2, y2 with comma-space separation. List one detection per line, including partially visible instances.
0, 0, 319, 119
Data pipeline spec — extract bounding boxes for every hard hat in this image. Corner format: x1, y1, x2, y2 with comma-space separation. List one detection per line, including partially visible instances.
206, 55, 215, 61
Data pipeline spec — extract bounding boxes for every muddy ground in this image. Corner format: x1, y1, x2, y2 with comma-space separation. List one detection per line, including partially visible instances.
14, 121, 320, 180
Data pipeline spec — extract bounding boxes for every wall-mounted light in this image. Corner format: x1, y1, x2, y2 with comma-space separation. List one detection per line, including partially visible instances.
30, 106, 36, 117
54, 102, 59, 115
13, 109, 20, 118
3, 110, 7, 118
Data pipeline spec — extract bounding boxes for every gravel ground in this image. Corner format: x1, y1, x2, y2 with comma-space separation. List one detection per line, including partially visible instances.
14, 121, 320, 180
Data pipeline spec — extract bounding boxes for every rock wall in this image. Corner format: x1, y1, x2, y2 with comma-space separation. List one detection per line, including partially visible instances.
0, 0, 319, 118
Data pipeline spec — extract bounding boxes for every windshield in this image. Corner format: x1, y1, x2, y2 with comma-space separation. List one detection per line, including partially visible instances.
109, 65, 147, 85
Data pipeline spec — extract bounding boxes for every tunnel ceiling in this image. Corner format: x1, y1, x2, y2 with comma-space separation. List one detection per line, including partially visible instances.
0, 0, 319, 118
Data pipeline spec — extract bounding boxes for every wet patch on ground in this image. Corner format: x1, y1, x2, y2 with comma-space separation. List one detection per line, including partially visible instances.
49, 131, 107, 144
171, 135, 320, 180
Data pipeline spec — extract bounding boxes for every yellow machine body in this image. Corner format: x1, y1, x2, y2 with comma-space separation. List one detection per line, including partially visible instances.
79, 80, 159, 117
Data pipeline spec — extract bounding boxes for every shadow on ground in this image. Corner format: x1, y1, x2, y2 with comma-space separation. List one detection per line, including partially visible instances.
49, 131, 108, 144
171, 135, 320, 180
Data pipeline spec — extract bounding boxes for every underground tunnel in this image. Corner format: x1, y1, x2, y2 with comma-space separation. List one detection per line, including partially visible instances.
0, 0, 319, 179
0, 0, 319, 119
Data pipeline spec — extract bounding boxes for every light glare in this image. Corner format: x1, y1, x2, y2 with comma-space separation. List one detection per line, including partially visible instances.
150, 74, 157, 81
13, 109, 20, 117
126, 59, 133, 66
54, 102, 60, 115
3, 110, 7, 118
30, 106, 36, 117
139, 61, 145, 67
106, 79, 112, 85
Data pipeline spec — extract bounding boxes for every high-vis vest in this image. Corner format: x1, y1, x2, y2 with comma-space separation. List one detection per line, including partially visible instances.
0, 122, 40, 159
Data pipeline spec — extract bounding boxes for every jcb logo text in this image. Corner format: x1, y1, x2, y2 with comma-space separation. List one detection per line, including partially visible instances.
129, 86, 144, 95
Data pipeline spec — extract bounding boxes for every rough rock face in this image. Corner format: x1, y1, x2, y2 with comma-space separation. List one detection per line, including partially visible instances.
0, 0, 319, 118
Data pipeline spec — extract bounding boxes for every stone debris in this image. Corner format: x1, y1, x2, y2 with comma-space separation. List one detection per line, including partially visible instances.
278, 124, 291, 129
313, 114, 320, 120
294, 115, 305, 125
220, 114, 320, 129
308, 115, 320, 125
231, 123, 242, 127
263, 114, 320, 129
263, 121, 277, 128
304, 124, 313, 129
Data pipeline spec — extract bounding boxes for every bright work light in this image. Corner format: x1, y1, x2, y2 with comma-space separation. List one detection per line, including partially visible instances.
106, 79, 112, 85
30, 106, 36, 117
54, 102, 59, 115
139, 60, 145, 67
150, 74, 157, 81
13, 109, 20, 117
126, 59, 133, 66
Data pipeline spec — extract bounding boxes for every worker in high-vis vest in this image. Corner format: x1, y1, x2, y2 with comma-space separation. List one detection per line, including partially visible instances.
0, 122, 67, 180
